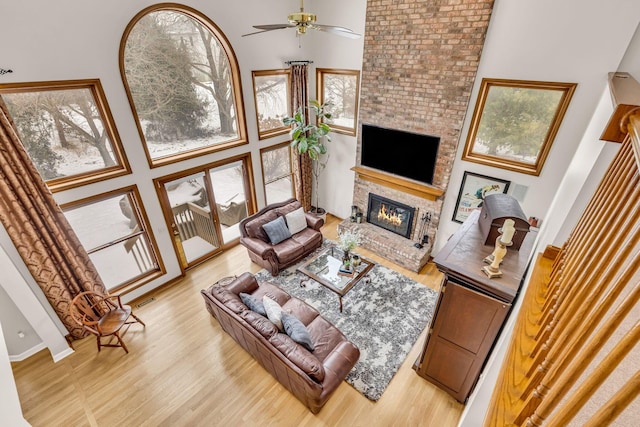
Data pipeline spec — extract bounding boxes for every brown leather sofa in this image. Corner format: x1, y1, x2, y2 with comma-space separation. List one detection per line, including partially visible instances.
239, 198, 323, 276
201, 272, 360, 413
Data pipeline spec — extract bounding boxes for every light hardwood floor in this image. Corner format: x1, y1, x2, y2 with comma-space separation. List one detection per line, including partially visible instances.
11, 215, 464, 427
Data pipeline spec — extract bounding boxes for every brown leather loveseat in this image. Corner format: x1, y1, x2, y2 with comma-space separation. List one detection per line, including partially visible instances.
201, 272, 360, 413
239, 198, 323, 276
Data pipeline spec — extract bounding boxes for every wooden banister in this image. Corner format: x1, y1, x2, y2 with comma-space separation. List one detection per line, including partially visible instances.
483, 73, 640, 426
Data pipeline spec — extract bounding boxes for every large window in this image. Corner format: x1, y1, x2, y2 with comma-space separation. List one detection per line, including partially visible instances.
61, 186, 164, 292
316, 68, 360, 136
0, 80, 131, 192
121, 4, 247, 167
462, 78, 577, 176
260, 142, 294, 205
252, 69, 291, 140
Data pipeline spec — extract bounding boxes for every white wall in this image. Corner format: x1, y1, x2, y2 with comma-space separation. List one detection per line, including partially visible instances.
0, 323, 30, 427
435, 0, 640, 255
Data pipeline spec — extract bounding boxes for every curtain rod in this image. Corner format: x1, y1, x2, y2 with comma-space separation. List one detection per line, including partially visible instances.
285, 60, 313, 65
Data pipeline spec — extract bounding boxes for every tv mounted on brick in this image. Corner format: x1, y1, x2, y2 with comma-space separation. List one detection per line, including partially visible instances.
360, 124, 440, 185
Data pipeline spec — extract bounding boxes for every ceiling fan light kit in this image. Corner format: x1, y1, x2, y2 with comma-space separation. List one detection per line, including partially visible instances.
243, 0, 360, 39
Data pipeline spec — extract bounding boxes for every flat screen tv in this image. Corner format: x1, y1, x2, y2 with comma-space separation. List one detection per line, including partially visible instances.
360, 124, 440, 185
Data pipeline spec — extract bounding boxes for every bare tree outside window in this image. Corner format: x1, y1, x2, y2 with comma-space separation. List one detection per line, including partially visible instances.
252, 69, 291, 139
121, 5, 247, 166
317, 68, 360, 136
261, 142, 294, 204
0, 80, 130, 191
463, 78, 577, 176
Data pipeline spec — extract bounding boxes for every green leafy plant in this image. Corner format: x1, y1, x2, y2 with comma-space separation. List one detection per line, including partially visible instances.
283, 100, 333, 213
283, 100, 332, 159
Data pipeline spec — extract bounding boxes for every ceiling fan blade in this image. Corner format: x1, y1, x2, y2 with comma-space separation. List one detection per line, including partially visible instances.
312, 24, 361, 39
242, 24, 296, 37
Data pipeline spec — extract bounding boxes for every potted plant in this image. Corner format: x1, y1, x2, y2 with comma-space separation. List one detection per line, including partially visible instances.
338, 229, 362, 268
283, 100, 332, 219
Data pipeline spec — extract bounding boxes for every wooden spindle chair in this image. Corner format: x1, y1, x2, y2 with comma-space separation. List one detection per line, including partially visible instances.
70, 291, 145, 353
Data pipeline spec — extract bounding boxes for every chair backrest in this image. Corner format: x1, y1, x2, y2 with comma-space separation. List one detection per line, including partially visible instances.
70, 291, 117, 329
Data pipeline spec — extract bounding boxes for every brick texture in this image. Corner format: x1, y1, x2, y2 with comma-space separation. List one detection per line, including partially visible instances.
352, 0, 494, 270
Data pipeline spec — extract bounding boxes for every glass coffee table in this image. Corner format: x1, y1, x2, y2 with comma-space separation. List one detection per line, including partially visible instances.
297, 245, 375, 312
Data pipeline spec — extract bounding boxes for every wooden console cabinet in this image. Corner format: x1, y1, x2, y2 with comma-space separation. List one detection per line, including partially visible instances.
414, 210, 537, 402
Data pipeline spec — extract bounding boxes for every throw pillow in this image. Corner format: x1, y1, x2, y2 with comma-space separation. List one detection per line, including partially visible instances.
281, 312, 315, 352
285, 207, 307, 235
261, 216, 291, 245
239, 292, 267, 316
263, 296, 284, 331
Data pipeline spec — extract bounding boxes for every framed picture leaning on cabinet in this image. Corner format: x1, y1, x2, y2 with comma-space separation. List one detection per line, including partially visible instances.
452, 171, 510, 223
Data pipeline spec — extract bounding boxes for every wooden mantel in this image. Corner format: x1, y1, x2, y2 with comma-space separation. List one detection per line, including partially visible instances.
352, 166, 444, 201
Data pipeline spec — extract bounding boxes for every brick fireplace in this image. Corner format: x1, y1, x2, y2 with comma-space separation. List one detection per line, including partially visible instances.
339, 0, 494, 272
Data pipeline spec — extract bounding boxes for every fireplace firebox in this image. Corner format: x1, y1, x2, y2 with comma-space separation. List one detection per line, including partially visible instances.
366, 194, 415, 239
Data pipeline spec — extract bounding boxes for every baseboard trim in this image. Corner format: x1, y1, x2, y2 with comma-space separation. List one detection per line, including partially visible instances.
52, 347, 74, 363
9, 342, 46, 362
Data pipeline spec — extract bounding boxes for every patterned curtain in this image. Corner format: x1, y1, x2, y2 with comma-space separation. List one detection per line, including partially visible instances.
290, 63, 313, 212
0, 99, 107, 339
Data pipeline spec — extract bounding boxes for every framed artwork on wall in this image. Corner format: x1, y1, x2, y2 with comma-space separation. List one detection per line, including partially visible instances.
462, 78, 577, 176
452, 171, 511, 223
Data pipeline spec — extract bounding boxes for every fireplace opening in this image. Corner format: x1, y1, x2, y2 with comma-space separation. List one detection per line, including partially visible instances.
366, 193, 416, 239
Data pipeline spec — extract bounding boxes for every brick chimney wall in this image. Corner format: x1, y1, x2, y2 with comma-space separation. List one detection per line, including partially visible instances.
346, 0, 494, 271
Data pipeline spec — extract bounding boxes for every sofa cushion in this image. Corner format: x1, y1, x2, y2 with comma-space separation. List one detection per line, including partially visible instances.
282, 312, 315, 351
210, 286, 247, 314
239, 292, 266, 316
272, 239, 305, 264
262, 216, 292, 245
282, 298, 320, 326
263, 296, 284, 331
252, 282, 291, 307
243, 209, 278, 242
270, 333, 325, 383
305, 316, 349, 362
240, 310, 278, 340
285, 207, 308, 234
290, 228, 323, 252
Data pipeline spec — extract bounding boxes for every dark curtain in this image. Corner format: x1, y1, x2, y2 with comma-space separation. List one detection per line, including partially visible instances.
0, 98, 107, 339
290, 63, 313, 212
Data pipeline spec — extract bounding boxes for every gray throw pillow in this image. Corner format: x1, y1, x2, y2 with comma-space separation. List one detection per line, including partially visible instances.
239, 292, 266, 316
281, 312, 315, 352
262, 216, 292, 245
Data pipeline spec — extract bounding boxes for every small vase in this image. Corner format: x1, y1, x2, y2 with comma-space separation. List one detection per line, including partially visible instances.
351, 254, 361, 268
342, 250, 351, 265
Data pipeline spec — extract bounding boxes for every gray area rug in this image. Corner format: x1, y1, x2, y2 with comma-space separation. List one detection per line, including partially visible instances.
254, 240, 438, 401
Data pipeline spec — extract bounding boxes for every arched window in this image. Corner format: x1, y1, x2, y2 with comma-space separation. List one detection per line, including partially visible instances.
120, 4, 247, 167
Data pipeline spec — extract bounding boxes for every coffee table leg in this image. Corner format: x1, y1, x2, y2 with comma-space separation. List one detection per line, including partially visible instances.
339, 296, 343, 313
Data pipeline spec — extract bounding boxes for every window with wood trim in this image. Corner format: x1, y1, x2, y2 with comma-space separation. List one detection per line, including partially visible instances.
252, 69, 291, 140
462, 78, 576, 176
61, 186, 164, 292
0, 80, 131, 192
316, 68, 360, 136
120, 4, 247, 167
260, 142, 294, 205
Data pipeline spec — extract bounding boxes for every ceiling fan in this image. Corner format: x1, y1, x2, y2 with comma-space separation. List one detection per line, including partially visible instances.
243, 0, 361, 39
